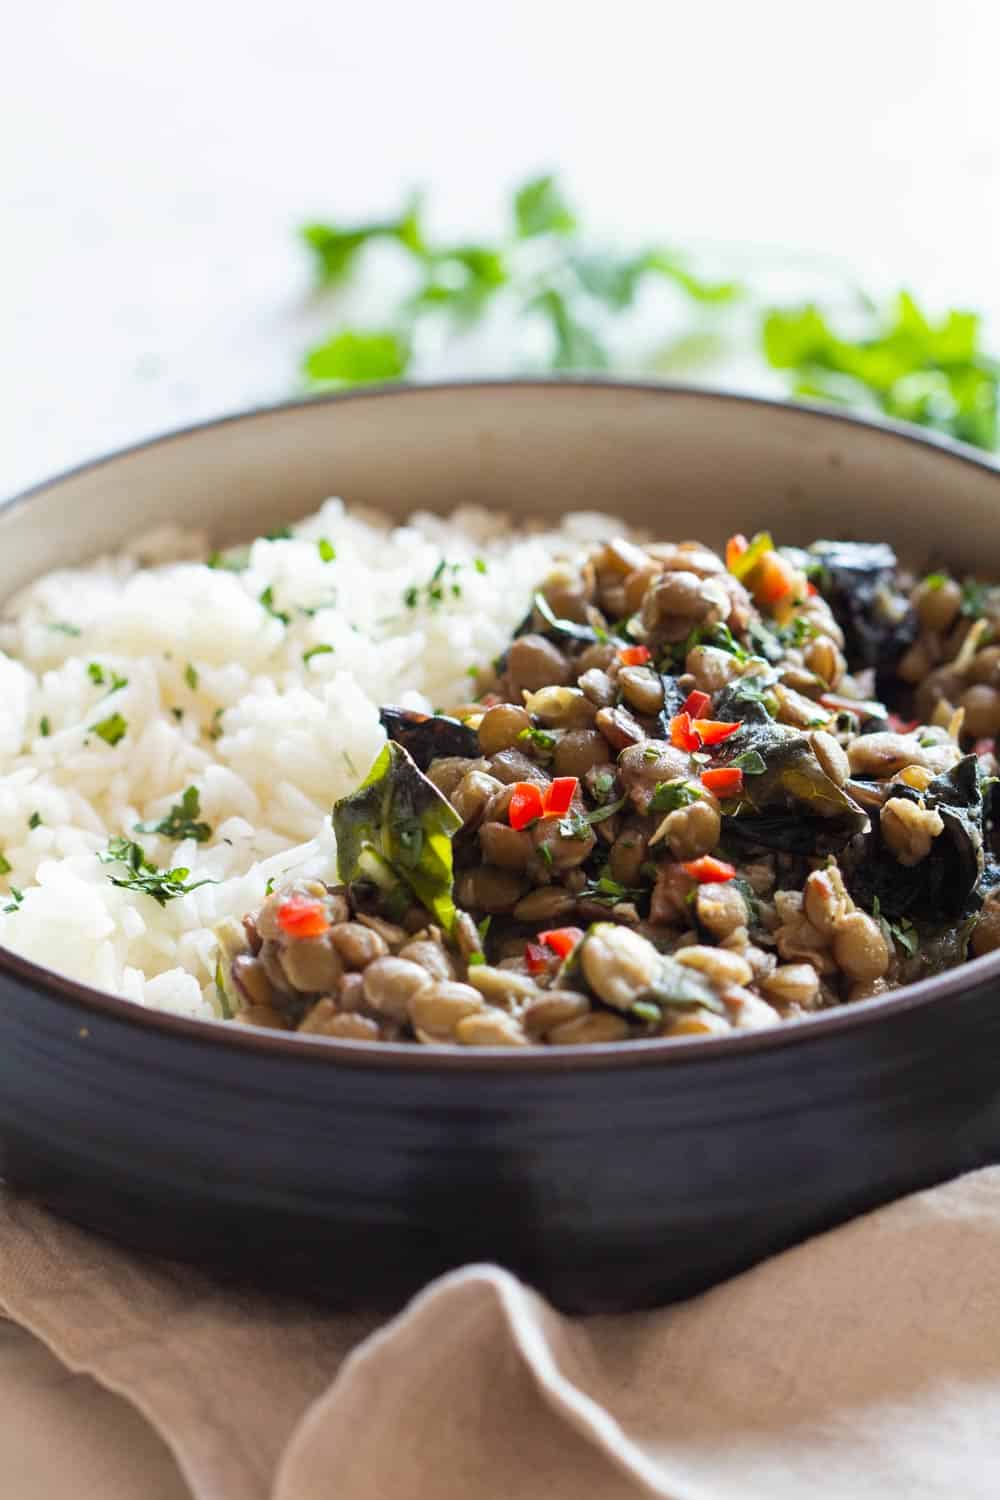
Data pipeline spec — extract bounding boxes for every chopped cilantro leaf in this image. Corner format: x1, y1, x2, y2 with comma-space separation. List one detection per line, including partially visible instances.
650, 780, 701, 813
729, 749, 767, 775
317, 538, 336, 563
265, 875, 276, 896
3, 886, 24, 913
259, 586, 290, 625
303, 644, 335, 664
28, 812, 42, 830
48, 622, 81, 637
87, 662, 105, 686
474, 557, 487, 574
0, 852, 10, 876
39, 717, 50, 738
185, 663, 199, 691
99, 836, 216, 906
93, 713, 128, 747
266, 526, 294, 541
134, 786, 212, 844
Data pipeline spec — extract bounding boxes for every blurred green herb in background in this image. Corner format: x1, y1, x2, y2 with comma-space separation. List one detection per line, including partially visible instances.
299, 174, 999, 452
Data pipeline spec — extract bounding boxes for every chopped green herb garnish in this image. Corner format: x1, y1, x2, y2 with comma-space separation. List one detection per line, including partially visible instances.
303, 643, 335, 664
170, 707, 183, 722
476, 915, 492, 945
109, 673, 128, 694
729, 749, 768, 776
961, 579, 990, 619
99, 836, 216, 907
650, 780, 701, 813
39, 717, 51, 738
48, 622, 81, 637
209, 708, 225, 741
537, 842, 554, 867
922, 572, 948, 591
317, 538, 336, 563
134, 786, 212, 844
517, 726, 557, 753
582, 875, 644, 902
87, 662, 105, 686
3, 886, 24, 913
474, 557, 487, 574
643, 744, 662, 762
206, 549, 250, 573
259, 585, 291, 625
265, 875, 276, 896
92, 713, 128, 747
593, 771, 616, 802
778, 616, 819, 648
28, 812, 42, 830
0, 852, 11, 876
266, 526, 294, 541
185, 663, 199, 691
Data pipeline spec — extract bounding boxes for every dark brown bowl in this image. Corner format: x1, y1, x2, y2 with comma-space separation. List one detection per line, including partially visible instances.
3, 381, 1000, 1313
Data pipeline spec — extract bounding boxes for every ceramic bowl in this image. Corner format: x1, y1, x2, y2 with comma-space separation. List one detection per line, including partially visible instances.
2, 382, 1000, 1312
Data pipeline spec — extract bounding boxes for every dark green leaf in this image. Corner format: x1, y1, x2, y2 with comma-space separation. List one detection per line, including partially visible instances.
333, 740, 463, 931
0, 852, 11, 876
99, 837, 217, 906
650, 780, 701, 813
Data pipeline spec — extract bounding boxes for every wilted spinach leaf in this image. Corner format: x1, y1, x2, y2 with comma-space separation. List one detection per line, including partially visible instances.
379, 706, 479, 770
333, 741, 463, 930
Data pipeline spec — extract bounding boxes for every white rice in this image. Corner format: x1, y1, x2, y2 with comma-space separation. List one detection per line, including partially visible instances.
0, 499, 619, 1020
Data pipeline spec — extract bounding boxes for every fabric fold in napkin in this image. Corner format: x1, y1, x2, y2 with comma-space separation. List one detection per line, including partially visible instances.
3, 1170, 1000, 1500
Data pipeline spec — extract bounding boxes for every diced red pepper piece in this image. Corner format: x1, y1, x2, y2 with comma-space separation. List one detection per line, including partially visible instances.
670, 711, 701, 751
682, 855, 737, 883
276, 896, 330, 939
725, 534, 749, 571
524, 942, 551, 974
754, 552, 797, 606
806, 581, 819, 597
682, 689, 711, 718
509, 781, 544, 830
543, 777, 578, 816
618, 644, 651, 666
700, 767, 744, 797
538, 926, 585, 958
888, 713, 920, 734
692, 717, 742, 746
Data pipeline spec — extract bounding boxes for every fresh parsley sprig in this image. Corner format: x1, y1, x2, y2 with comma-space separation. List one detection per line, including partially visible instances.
99, 836, 217, 906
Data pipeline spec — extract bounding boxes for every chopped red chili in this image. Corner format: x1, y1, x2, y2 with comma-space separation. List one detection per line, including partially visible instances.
700, 767, 744, 796
509, 781, 545, 830
524, 942, 551, 974
692, 717, 742, 746
618, 644, 652, 666
682, 855, 737, 883
670, 711, 701, 751
276, 896, 330, 938
754, 552, 796, 605
725, 534, 748, 571
682, 689, 711, 718
543, 777, 578, 816
538, 926, 585, 957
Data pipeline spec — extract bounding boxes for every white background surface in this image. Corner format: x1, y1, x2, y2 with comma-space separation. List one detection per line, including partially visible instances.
2, 6, 1000, 1496
5, 0, 1000, 498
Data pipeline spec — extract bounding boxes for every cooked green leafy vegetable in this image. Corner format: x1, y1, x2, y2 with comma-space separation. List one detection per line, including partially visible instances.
850, 756, 985, 921
378, 706, 479, 771
803, 540, 915, 676
333, 740, 463, 931
134, 786, 212, 844
716, 719, 868, 854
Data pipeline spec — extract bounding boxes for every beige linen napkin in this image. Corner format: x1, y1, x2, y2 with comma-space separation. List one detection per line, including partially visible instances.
2, 1170, 1000, 1499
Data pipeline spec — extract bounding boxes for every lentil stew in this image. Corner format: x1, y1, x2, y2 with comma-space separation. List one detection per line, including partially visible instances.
217, 531, 1000, 1046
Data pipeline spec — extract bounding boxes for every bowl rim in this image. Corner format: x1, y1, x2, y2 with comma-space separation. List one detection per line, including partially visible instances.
3, 376, 1000, 1074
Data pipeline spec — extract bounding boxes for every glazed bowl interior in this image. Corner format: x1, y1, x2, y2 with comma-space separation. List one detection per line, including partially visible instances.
3, 379, 1000, 1065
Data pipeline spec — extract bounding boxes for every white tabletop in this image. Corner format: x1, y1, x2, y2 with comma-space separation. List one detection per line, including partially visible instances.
2, 4, 1000, 1495
4, 0, 1000, 501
